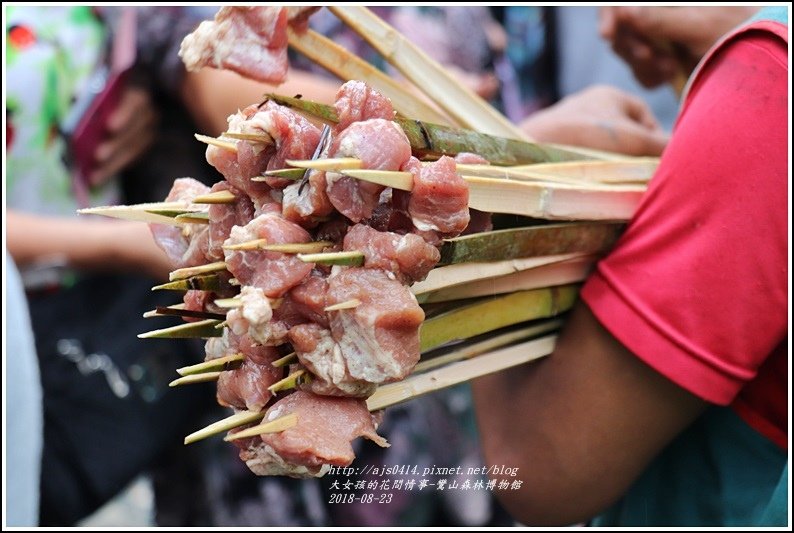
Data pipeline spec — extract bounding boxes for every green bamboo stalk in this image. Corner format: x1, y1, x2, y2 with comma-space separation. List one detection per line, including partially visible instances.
267, 94, 592, 166
438, 222, 624, 265
419, 284, 579, 353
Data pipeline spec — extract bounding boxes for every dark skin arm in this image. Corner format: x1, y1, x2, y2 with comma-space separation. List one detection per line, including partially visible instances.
471, 301, 706, 525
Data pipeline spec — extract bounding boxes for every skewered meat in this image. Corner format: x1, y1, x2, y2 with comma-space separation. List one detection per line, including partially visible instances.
326, 119, 412, 222
406, 155, 470, 236
237, 391, 388, 477
327, 268, 424, 384
179, 6, 289, 84
334, 80, 395, 132
208, 181, 256, 261
343, 224, 440, 283
223, 213, 314, 298
180, 7, 319, 84
150, 178, 211, 268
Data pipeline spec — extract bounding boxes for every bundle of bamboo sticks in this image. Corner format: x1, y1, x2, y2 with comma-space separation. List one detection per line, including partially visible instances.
79, 6, 657, 450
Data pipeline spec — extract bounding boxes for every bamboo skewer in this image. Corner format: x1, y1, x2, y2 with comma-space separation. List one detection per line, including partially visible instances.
177, 353, 245, 376
268, 369, 306, 392
192, 190, 237, 204
213, 297, 242, 309
195, 133, 238, 152
169, 371, 221, 387
287, 27, 454, 126
271, 352, 297, 368
173, 212, 210, 224
297, 250, 364, 266
184, 410, 265, 445
285, 157, 363, 172
221, 131, 274, 143
78, 203, 199, 225
224, 413, 299, 441
367, 334, 557, 411
328, 6, 527, 141
143, 303, 186, 318
138, 319, 223, 339
252, 168, 306, 181
169, 261, 228, 282
223, 240, 333, 253
324, 299, 362, 312
151, 274, 226, 292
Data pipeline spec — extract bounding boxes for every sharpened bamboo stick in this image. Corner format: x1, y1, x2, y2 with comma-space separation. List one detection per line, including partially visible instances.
78, 203, 194, 225
223, 240, 333, 253
184, 410, 265, 445
287, 27, 455, 126
271, 352, 297, 368
151, 274, 224, 292
368, 335, 557, 411
340, 169, 414, 191
251, 168, 306, 181
138, 319, 223, 339
324, 299, 362, 312
195, 133, 238, 152
297, 250, 365, 266
192, 190, 237, 204
414, 318, 563, 373
223, 413, 299, 441
169, 371, 221, 387
169, 261, 228, 282
268, 369, 306, 392
221, 131, 273, 143
285, 157, 363, 172
177, 353, 245, 376
329, 6, 528, 141
143, 303, 186, 318
213, 298, 242, 309
174, 212, 210, 224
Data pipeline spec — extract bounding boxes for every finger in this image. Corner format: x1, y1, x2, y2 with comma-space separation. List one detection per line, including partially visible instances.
90, 108, 158, 184
598, 7, 619, 40
615, 122, 669, 157
618, 92, 662, 131
107, 87, 151, 132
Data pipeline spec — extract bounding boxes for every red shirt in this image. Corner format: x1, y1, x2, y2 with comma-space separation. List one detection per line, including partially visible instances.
582, 26, 788, 449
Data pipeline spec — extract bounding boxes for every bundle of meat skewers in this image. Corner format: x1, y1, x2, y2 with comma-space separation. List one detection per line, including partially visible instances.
81, 6, 656, 478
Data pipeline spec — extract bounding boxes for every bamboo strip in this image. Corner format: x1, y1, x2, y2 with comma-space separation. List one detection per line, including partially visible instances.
287, 27, 454, 126
169, 261, 228, 282
419, 285, 578, 352
415, 319, 562, 373
169, 371, 221, 387
329, 6, 527, 140
367, 334, 557, 411
184, 410, 265, 445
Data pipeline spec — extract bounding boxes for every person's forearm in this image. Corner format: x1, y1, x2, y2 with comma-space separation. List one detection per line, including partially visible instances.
182, 68, 341, 136
7, 211, 171, 279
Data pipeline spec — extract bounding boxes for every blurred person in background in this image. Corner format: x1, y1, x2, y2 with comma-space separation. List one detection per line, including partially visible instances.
5, 5, 218, 525
471, 5, 786, 526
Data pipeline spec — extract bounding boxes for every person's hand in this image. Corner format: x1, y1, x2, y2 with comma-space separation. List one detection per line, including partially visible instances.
599, 6, 759, 88
520, 85, 669, 156
89, 85, 159, 186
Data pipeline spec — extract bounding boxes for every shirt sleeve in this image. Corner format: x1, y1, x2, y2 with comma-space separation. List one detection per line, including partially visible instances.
581, 30, 788, 405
